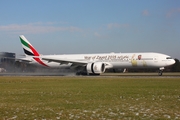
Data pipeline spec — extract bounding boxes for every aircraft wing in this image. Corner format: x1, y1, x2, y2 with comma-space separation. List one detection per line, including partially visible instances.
42, 57, 88, 66
1, 56, 32, 63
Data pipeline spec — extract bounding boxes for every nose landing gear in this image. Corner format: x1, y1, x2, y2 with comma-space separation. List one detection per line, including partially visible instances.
158, 70, 163, 76
158, 67, 164, 76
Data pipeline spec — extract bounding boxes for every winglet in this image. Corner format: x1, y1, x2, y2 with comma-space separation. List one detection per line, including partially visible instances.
19, 35, 40, 56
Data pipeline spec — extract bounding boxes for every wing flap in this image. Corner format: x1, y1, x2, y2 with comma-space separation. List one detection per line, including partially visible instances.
16, 58, 32, 63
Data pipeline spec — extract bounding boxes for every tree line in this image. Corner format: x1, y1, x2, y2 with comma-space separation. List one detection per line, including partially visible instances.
171, 59, 180, 72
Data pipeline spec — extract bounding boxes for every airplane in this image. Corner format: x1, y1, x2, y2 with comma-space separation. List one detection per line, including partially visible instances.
18, 35, 175, 76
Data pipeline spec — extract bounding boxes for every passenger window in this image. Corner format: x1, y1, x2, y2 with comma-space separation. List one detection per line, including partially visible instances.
166, 57, 172, 59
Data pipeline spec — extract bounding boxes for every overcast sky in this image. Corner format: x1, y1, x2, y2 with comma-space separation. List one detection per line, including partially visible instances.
0, 0, 180, 59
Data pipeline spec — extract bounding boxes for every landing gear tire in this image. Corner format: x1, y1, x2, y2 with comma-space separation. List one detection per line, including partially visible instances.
158, 70, 163, 76
89, 73, 100, 76
76, 71, 88, 76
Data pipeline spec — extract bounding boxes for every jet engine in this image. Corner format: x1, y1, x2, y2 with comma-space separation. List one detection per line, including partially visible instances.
86, 62, 106, 75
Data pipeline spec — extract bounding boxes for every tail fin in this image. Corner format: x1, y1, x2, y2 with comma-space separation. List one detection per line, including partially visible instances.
19, 35, 40, 56
19, 35, 48, 67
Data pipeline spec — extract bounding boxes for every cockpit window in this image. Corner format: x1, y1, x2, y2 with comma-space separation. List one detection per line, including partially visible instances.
166, 57, 172, 59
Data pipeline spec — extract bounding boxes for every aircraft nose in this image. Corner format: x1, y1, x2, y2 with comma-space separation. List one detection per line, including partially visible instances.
172, 59, 176, 65
166, 58, 176, 66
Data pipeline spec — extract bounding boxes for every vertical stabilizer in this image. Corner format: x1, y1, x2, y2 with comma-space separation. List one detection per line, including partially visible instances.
19, 35, 48, 67
19, 35, 40, 56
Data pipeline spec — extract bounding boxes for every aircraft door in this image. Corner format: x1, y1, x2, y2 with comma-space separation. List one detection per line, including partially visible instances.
154, 56, 158, 63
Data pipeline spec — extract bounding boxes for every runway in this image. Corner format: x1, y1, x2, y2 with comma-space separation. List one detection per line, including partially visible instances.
101, 72, 180, 77
0, 72, 72, 76
1, 72, 180, 78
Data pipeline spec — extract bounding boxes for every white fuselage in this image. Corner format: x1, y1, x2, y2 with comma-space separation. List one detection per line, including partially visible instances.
27, 52, 175, 69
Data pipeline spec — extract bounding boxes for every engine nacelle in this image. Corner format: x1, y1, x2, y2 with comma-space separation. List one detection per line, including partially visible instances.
86, 62, 106, 74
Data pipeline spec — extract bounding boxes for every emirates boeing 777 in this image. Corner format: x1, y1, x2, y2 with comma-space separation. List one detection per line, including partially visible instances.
19, 35, 175, 76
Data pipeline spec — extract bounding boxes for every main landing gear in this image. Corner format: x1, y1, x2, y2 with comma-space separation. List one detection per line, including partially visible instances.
76, 71, 88, 76
158, 67, 164, 76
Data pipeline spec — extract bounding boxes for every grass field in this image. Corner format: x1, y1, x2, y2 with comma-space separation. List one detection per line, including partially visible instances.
0, 76, 180, 120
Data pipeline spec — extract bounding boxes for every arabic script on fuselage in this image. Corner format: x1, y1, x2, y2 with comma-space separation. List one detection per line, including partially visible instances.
84, 55, 129, 61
